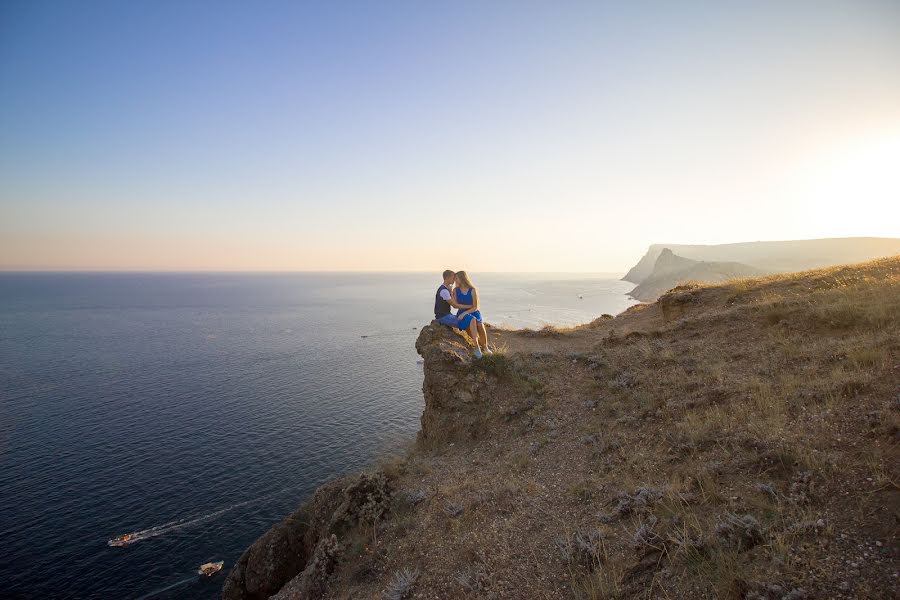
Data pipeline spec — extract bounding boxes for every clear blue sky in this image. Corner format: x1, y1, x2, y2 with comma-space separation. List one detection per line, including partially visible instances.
2, 1, 899, 270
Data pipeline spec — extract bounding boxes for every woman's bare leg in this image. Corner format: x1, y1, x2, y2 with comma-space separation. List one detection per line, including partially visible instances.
476, 321, 489, 348
468, 319, 482, 350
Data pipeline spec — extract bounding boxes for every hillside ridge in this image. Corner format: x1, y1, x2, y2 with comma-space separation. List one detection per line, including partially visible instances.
622, 237, 900, 285
224, 256, 900, 600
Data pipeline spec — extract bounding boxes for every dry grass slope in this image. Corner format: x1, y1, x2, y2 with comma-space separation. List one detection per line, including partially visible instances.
314, 256, 899, 599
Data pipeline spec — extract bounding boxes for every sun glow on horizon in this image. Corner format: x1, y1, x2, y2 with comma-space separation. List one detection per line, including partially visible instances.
1, 2, 899, 271
777, 129, 900, 234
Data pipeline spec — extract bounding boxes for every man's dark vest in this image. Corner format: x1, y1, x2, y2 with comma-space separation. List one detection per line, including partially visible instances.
434, 285, 451, 318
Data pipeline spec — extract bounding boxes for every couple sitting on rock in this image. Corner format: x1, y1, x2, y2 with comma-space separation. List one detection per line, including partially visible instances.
434, 269, 492, 359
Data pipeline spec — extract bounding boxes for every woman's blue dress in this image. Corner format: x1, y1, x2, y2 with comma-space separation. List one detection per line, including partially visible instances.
454, 287, 482, 330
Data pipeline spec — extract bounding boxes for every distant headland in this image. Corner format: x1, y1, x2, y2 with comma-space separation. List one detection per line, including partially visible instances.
622, 237, 900, 301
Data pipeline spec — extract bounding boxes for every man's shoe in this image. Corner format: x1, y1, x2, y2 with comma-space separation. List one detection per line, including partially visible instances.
473, 348, 483, 359
484, 347, 494, 355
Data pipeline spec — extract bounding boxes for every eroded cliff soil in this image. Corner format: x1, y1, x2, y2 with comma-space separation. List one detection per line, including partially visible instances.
225, 257, 899, 600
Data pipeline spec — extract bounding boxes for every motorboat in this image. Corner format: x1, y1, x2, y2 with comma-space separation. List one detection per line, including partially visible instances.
198, 561, 224, 576
108, 533, 137, 547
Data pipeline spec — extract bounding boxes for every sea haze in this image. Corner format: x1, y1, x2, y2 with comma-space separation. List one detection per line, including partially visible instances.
0, 272, 637, 599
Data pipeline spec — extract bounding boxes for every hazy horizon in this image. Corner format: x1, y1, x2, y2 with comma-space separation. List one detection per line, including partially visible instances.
2, 234, 899, 274
0, 267, 630, 274
2, 1, 899, 272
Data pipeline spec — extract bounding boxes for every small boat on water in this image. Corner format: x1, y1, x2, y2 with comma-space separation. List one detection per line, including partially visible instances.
108, 533, 137, 547
198, 561, 224, 576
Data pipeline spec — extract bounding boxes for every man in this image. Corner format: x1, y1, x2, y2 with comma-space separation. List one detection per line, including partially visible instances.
434, 269, 468, 327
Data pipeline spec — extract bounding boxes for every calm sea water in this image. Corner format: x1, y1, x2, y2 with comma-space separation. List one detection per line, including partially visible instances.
0, 272, 636, 600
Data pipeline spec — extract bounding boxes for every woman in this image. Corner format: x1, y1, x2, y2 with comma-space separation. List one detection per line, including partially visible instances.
453, 270, 491, 358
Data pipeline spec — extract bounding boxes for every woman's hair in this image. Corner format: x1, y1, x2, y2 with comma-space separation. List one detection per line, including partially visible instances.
455, 270, 475, 289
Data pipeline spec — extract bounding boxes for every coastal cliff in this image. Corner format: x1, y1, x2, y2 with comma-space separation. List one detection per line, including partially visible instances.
628, 248, 763, 302
225, 256, 899, 599
622, 237, 900, 286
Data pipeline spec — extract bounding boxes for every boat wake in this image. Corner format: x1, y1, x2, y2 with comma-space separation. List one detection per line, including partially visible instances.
107, 485, 300, 547
108, 503, 240, 547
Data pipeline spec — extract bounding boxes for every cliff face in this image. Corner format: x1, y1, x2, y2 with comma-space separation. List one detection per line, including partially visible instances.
225, 256, 900, 600
623, 237, 900, 285
223, 324, 518, 600
413, 324, 489, 448
621, 244, 666, 283
222, 472, 392, 600
628, 248, 762, 301
413, 323, 537, 449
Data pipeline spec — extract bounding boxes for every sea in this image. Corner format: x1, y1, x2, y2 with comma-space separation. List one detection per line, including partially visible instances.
0, 272, 637, 600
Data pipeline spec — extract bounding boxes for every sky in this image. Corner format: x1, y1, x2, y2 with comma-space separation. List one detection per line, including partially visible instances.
1, 1, 899, 272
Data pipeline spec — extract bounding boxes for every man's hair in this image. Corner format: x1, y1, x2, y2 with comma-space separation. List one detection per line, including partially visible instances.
442, 269, 455, 279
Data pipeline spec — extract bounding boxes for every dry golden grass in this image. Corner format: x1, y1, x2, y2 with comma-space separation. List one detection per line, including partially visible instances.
313, 256, 899, 600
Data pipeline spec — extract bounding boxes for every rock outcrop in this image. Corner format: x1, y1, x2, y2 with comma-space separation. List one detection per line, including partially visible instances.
414, 323, 492, 448
415, 322, 545, 449
222, 472, 392, 600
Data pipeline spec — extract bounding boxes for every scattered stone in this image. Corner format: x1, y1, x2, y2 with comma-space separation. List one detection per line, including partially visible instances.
788, 471, 813, 505
747, 582, 806, 600
788, 518, 826, 536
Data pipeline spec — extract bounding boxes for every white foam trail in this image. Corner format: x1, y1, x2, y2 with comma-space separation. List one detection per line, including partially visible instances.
113, 504, 237, 544
108, 484, 302, 546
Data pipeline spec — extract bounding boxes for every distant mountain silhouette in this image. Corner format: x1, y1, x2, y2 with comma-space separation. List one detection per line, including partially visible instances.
623, 237, 900, 287
628, 248, 763, 301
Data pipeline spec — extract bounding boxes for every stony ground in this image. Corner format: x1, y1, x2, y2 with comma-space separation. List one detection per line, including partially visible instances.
236, 257, 900, 600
